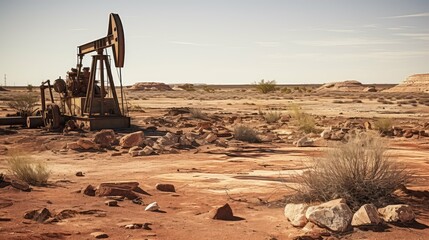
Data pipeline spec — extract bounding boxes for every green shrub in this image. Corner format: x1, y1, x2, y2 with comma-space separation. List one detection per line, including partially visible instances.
289, 104, 316, 133
254, 79, 276, 94
234, 125, 260, 143
8, 153, 50, 186
294, 134, 410, 210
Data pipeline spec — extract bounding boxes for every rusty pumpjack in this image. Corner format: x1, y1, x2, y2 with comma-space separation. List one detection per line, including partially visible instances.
31, 13, 130, 130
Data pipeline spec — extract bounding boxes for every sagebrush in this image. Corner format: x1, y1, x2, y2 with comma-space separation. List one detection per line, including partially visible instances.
374, 118, 393, 133
294, 134, 410, 210
189, 108, 207, 119
8, 153, 50, 186
263, 111, 282, 123
234, 125, 260, 143
7, 94, 38, 116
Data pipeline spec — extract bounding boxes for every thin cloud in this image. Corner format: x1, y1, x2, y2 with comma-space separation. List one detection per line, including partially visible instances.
383, 12, 429, 19
169, 41, 215, 47
255, 41, 280, 47
69, 28, 88, 31
295, 38, 398, 47
396, 33, 429, 40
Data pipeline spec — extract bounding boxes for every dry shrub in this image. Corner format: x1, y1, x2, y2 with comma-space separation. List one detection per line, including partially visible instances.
8, 153, 50, 186
254, 79, 276, 94
179, 84, 196, 91
7, 93, 38, 116
289, 104, 316, 133
189, 108, 207, 119
263, 111, 282, 123
234, 125, 260, 143
294, 134, 410, 210
203, 86, 216, 93
374, 118, 393, 133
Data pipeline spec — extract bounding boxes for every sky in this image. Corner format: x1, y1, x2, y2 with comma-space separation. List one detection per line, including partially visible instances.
0, 0, 428, 86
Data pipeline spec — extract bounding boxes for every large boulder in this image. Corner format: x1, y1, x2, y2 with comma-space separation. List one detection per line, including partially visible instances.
305, 199, 353, 232
24, 208, 52, 223
351, 204, 381, 226
96, 182, 140, 200
119, 131, 145, 148
77, 139, 99, 150
378, 204, 415, 223
284, 203, 309, 227
209, 203, 234, 220
93, 129, 116, 147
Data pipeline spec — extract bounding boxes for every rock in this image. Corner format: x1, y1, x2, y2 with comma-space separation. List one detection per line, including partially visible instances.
141, 146, 154, 155
10, 179, 31, 191
205, 133, 218, 143
145, 202, 160, 211
351, 204, 381, 226
90, 232, 109, 239
403, 130, 413, 138
83, 185, 96, 196
105, 200, 118, 207
129, 146, 143, 157
320, 129, 331, 140
77, 139, 99, 150
155, 183, 176, 192
284, 203, 309, 227
93, 129, 116, 147
296, 136, 314, 147
305, 199, 353, 232
363, 86, 377, 92
96, 182, 139, 200
67, 142, 81, 150
378, 204, 415, 223
330, 130, 346, 141
208, 203, 234, 220
76, 171, 84, 177
24, 208, 52, 223
364, 121, 372, 130
119, 131, 145, 148
110, 152, 121, 157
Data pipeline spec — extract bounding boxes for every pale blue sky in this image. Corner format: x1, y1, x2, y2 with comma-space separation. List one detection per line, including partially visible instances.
0, 0, 428, 86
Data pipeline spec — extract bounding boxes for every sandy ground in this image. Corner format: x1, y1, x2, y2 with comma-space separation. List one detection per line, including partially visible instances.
0, 87, 429, 240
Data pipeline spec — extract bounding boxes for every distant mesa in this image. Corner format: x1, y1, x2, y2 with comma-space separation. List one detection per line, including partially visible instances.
384, 73, 429, 93
129, 82, 173, 91
315, 80, 376, 92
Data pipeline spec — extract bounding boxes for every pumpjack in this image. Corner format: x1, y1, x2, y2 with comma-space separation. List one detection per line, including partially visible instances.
32, 13, 130, 130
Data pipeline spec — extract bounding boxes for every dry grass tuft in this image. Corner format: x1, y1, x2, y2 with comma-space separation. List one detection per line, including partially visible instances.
263, 111, 282, 123
189, 108, 207, 119
234, 125, 260, 143
374, 118, 393, 133
254, 79, 276, 94
289, 104, 317, 133
7, 153, 50, 186
293, 134, 410, 210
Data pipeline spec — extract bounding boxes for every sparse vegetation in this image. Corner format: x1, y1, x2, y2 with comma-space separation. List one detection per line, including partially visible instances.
27, 84, 33, 92
289, 104, 317, 133
294, 134, 410, 210
254, 79, 276, 94
8, 153, 50, 186
203, 86, 216, 93
281, 87, 292, 94
234, 125, 260, 143
374, 118, 393, 133
7, 93, 38, 116
263, 110, 282, 123
189, 108, 207, 119
179, 84, 196, 91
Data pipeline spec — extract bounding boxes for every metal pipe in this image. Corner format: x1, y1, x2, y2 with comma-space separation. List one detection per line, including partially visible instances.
0, 117, 26, 126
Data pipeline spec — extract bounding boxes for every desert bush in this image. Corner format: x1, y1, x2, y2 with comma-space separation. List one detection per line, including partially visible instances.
179, 84, 196, 91
282, 87, 292, 94
254, 79, 276, 94
294, 134, 410, 210
374, 118, 393, 133
27, 84, 33, 92
234, 125, 260, 143
189, 108, 207, 119
8, 153, 50, 186
263, 111, 282, 123
203, 86, 216, 93
289, 104, 317, 133
7, 94, 38, 116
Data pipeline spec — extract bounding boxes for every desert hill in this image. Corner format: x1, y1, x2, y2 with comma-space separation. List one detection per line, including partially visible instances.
384, 74, 429, 93
315, 80, 376, 92
129, 82, 173, 91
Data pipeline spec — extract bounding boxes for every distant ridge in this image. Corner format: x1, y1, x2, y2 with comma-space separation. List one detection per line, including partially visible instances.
384, 74, 429, 93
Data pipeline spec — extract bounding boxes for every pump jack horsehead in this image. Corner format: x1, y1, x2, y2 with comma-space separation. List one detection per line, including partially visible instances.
35, 13, 130, 130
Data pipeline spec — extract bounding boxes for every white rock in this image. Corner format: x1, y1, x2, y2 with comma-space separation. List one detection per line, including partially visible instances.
351, 204, 381, 226
205, 133, 218, 143
378, 204, 415, 223
284, 203, 309, 227
320, 129, 331, 139
145, 202, 160, 211
305, 199, 353, 232
296, 136, 314, 147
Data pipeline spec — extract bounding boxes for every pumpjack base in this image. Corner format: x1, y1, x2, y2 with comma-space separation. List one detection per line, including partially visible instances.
72, 116, 130, 130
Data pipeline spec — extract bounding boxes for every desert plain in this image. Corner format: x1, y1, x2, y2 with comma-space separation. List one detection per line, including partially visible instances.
0, 83, 429, 240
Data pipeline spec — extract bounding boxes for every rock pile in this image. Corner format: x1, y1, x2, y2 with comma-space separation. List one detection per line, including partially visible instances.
284, 199, 415, 235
